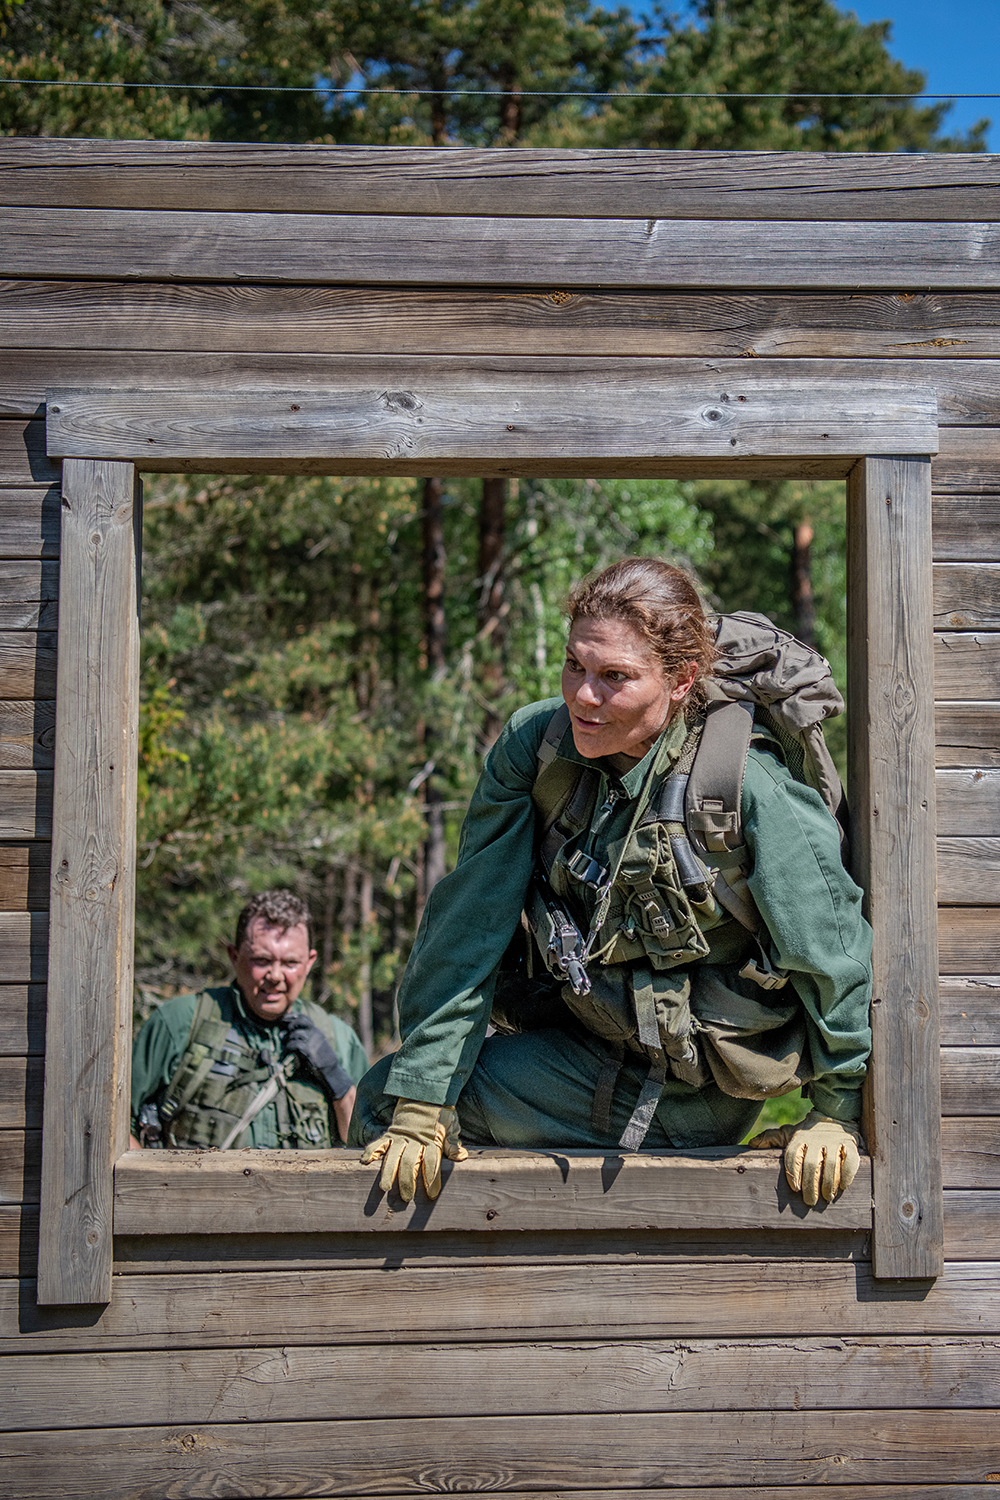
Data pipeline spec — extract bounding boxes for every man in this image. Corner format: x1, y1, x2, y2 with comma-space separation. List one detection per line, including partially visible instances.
130, 890, 368, 1149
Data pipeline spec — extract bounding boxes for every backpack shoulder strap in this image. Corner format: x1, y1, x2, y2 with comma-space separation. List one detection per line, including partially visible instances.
684, 697, 755, 858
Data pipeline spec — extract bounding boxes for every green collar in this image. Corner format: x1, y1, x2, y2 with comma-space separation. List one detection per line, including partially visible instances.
230, 982, 305, 1036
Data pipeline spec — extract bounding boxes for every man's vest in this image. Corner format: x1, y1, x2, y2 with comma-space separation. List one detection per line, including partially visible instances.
499, 612, 848, 1148
159, 988, 334, 1149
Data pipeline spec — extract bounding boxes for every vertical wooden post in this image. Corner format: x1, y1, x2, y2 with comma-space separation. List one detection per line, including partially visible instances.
37, 459, 141, 1305
847, 455, 943, 1279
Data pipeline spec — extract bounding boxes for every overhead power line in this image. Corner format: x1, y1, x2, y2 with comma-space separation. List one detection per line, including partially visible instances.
0, 78, 998, 101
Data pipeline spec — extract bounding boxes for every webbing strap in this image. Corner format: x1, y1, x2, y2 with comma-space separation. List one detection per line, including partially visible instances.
619, 1054, 667, 1151
685, 698, 754, 857
217, 1072, 282, 1151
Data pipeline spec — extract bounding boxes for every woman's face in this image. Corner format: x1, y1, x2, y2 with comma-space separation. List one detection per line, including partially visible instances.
562, 616, 696, 761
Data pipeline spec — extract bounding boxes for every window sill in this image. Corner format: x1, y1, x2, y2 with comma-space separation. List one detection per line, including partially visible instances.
113, 1147, 873, 1237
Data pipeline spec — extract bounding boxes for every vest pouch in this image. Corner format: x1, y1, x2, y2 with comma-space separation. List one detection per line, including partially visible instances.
593, 823, 712, 970
561, 962, 709, 1087
690, 964, 814, 1101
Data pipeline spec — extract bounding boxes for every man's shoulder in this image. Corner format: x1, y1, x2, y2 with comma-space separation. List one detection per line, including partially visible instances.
140, 985, 233, 1038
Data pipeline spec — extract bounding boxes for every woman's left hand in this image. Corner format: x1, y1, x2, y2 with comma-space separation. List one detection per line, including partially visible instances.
749, 1110, 865, 1205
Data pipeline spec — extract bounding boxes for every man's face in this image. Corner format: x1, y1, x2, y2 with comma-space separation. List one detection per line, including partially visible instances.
227, 918, 317, 1025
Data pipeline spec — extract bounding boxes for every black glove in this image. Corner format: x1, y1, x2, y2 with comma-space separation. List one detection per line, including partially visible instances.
281, 1013, 354, 1100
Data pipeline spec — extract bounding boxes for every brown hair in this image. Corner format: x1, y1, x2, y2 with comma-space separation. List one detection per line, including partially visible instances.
567, 558, 716, 708
235, 889, 313, 950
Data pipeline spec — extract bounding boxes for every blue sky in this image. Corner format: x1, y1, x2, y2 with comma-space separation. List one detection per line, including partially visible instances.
845, 1, 998, 150
638, 2, 998, 151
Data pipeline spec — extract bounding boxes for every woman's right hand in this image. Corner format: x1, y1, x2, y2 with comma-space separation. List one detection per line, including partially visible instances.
360, 1097, 468, 1201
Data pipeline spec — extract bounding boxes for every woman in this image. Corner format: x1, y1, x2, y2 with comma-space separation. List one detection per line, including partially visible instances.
351, 559, 872, 1207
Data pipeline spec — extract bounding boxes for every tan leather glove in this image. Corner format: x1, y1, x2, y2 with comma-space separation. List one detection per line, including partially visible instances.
360, 1098, 468, 1202
748, 1110, 864, 1206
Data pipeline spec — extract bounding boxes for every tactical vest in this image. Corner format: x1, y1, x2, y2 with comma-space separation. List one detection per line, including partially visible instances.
506, 613, 847, 1147
159, 988, 334, 1150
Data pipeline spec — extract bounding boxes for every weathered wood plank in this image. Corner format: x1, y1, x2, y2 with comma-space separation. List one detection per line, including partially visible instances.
44, 381, 937, 475
0, 1206, 37, 1278
936, 705, 1000, 768
934, 430, 1000, 496
0, 770, 52, 838
936, 769, 1000, 835
0, 347, 997, 429
0, 424, 59, 487
0, 985, 45, 1054
939, 910, 1000, 974
3, 1408, 1000, 1496
0, 631, 55, 700
937, 836, 1000, 902
0, 846, 50, 910
8, 208, 1000, 289
0, 562, 57, 629
934, 497, 1000, 559
111, 1149, 873, 1238
935, 633, 1000, 699
0, 490, 60, 559
5, 1261, 1000, 1353
0, 700, 55, 771
113, 1223, 873, 1274
0, 1130, 40, 1203
942, 1118, 1000, 1188
38, 459, 140, 1307
4, 282, 1000, 364
0, 1058, 42, 1128
940, 977, 1000, 1045
944, 1190, 1000, 1259
4, 142, 1000, 218
847, 454, 941, 1278
4, 1335, 999, 1432
0, 913, 48, 982
935, 564, 1000, 630
941, 1048, 1000, 1114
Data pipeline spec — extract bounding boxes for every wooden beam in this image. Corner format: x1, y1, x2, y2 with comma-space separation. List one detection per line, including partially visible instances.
938, 908, 1000, 973
3, 1408, 1000, 1496
37, 459, 140, 1307
6, 1262, 1000, 1354
943, 1191, 1000, 1260
936, 769, 1000, 834
937, 836, 1000, 903
0, 770, 52, 838
0, 1055, 43, 1126
941, 1048, 1000, 1113
6, 208, 1000, 289
847, 455, 943, 1279
940, 977, 1000, 1044
935, 704, 1000, 767
0, 424, 59, 487
934, 563, 1000, 630
3, 141, 1000, 218
0, 912, 48, 981
942, 1119, 1000, 1188
0, 844, 52, 909
934, 497, 1000, 558
3, 1334, 999, 1431
934, 633, 1000, 698
6, 284, 1000, 364
44, 382, 938, 473
0, 700, 56, 770
0, 631, 56, 699
0, 561, 58, 629
112, 1148, 873, 1238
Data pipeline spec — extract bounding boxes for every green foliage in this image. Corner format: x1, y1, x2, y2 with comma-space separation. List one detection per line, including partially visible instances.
602, 0, 989, 152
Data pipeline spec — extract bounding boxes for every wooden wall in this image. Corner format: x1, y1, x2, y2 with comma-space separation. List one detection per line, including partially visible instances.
2, 143, 1000, 1498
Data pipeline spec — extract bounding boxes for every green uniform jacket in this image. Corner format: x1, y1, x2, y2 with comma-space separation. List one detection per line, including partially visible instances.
382, 697, 873, 1125
131, 984, 370, 1148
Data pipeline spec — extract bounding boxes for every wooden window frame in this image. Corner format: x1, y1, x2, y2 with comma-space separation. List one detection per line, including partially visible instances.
36, 379, 942, 1304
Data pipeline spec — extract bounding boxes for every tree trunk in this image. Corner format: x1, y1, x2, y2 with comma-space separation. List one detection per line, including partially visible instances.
478, 477, 507, 749
790, 517, 816, 647
421, 477, 447, 899
357, 866, 374, 1055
